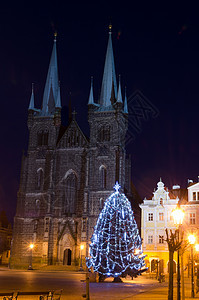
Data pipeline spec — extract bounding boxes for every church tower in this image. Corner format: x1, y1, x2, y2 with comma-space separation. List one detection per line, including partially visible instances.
11, 28, 131, 267
85, 25, 131, 251
11, 34, 64, 266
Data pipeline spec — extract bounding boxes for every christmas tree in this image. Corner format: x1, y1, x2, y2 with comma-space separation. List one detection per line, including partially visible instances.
87, 182, 146, 279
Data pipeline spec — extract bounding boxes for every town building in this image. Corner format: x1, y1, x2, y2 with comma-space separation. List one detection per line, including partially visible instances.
10, 28, 132, 267
140, 178, 199, 274
0, 211, 12, 265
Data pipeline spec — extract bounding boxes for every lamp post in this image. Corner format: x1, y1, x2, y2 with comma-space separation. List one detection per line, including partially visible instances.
28, 243, 34, 270
80, 244, 84, 271
188, 234, 196, 298
172, 203, 184, 300
195, 244, 199, 294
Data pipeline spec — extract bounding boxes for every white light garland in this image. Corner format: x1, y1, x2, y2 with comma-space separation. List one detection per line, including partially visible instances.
86, 183, 146, 277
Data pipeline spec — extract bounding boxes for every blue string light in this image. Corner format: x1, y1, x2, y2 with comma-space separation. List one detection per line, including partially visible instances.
86, 183, 146, 278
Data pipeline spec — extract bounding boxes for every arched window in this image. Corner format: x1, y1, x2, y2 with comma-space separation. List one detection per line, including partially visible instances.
37, 130, 48, 146
98, 125, 110, 142
63, 172, 77, 214
99, 166, 106, 189
37, 169, 44, 189
35, 199, 40, 212
99, 198, 104, 210
104, 125, 110, 141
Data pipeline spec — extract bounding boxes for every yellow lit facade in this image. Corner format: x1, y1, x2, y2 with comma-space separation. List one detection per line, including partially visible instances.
140, 179, 199, 274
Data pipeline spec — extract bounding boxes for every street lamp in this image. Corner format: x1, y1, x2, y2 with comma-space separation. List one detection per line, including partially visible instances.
172, 204, 184, 300
80, 244, 84, 271
195, 244, 199, 294
188, 234, 196, 298
28, 243, 34, 270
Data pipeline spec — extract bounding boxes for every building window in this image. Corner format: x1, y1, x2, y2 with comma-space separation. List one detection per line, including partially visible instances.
159, 235, 164, 244
37, 168, 44, 189
99, 198, 104, 210
190, 213, 196, 225
45, 218, 49, 232
193, 192, 196, 201
99, 166, 107, 189
198, 192, 199, 201
148, 213, 153, 221
98, 125, 110, 142
82, 219, 86, 232
159, 212, 164, 221
37, 130, 48, 146
63, 172, 77, 214
148, 235, 153, 244
34, 221, 38, 232
160, 198, 163, 206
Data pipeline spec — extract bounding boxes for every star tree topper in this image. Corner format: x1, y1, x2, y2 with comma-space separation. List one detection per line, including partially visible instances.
113, 181, 121, 193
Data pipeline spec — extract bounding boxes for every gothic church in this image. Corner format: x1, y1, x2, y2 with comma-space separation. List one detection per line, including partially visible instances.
11, 28, 132, 267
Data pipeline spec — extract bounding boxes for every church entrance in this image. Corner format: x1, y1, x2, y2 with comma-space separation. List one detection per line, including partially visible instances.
63, 249, 72, 265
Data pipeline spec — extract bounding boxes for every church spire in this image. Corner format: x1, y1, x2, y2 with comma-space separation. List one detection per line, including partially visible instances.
124, 87, 128, 114
88, 76, 94, 105
42, 32, 60, 115
55, 83, 61, 108
28, 83, 35, 110
116, 75, 123, 104
99, 24, 117, 108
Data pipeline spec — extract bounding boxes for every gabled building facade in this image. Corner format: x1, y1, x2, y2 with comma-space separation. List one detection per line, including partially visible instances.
140, 179, 199, 274
11, 29, 131, 267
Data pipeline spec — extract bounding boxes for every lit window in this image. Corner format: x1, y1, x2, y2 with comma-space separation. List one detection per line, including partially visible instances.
159, 212, 164, 221
148, 213, 153, 221
190, 213, 196, 225
148, 235, 153, 244
193, 192, 196, 201
159, 235, 164, 244
198, 192, 199, 201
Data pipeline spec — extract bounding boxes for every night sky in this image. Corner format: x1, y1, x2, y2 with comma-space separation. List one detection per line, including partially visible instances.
1, 1, 199, 223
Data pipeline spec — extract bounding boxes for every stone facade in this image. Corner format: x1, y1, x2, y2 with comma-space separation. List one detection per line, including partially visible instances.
11, 31, 131, 267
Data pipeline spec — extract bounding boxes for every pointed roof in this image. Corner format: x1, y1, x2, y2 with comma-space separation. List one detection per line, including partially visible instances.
55, 84, 61, 108
42, 33, 60, 115
116, 75, 123, 103
57, 111, 89, 148
28, 83, 35, 110
88, 77, 95, 105
99, 25, 117, 107
123, 87, 128, 114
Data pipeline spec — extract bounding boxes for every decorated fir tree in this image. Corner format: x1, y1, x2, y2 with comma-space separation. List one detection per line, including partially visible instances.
87, 182, 146, 279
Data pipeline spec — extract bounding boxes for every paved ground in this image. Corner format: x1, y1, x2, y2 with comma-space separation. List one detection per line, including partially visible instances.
0, 267, 199, 299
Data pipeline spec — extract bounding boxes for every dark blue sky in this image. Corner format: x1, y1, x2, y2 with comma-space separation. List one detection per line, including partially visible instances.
0, 1, 199, 222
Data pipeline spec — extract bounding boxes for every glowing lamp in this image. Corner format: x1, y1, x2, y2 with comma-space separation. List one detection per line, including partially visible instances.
134, 249, 140, 255
195, 244, 199, 251
171, 204, 184, 225
188, 234, 196, 245
80, 244, 84, 250
29, 243, 34, 249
